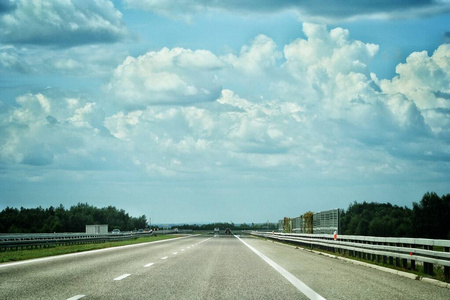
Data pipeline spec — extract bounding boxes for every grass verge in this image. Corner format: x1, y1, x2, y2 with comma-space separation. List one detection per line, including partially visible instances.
0, 235, 181, 263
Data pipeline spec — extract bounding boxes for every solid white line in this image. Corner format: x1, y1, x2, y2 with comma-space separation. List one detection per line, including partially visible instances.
114, 274, 131, 281
66, 295, 85, 300
161, 256, 168, 260
235, 235, 326, 300
144, 263, 154, 268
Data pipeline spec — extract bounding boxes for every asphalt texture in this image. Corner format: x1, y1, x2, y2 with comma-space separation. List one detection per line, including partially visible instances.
0, 234, 449, 299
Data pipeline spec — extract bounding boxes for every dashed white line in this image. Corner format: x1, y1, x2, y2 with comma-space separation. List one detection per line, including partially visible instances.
66, 295, 85, 300
144, 263, 154, 268
235, 235, 326, 300
181, 249, 185, 251
173, 252, 178, 255
198, 237, 213, 244
114, 274, 131, 281
161, 256, 168, 260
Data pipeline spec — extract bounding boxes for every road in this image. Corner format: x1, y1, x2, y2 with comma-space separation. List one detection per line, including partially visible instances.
0, 234, 448, 299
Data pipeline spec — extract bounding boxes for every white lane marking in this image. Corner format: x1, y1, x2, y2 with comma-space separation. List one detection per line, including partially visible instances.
181, 249, 185, 251
0, 235, 194, 269
161, 256, 168, 260
199, 237, 213, 244
187, 246, 191, 249
173, 252, 178, 255
235, 235, 326, 300
114, 274, 131, 281
144, 263, 154, 268
66, 295, 85, 300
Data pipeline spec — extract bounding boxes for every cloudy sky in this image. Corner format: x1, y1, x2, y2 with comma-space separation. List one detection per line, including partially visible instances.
0, 0, 449, 224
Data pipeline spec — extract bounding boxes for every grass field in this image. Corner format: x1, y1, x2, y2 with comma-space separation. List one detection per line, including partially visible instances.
0, 235, 181, 263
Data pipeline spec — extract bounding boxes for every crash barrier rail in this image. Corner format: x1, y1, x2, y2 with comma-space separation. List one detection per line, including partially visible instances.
0, 230, 179, 251
251, 231, 450, 280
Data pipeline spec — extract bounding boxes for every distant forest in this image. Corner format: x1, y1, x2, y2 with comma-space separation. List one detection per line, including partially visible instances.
0, 192, 449, 239
0, 203, 147, 233
175, 222, 278, 231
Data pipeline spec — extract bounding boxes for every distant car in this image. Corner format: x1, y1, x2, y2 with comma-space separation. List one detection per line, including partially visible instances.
137, 229, 144, 233
112, 229, 120, 234
214, 228, 220, 233
225, 228, 231, 235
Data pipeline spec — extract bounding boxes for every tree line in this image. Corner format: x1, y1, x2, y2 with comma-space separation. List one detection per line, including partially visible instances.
0, 203, 147, 233
1, 192, 448, 238
340, 192, 450, 239
175, 222, 277, 231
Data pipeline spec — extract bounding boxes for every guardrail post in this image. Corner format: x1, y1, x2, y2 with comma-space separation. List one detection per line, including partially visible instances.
423, 245, 434, 276
445, 246, 449, 280
402, 243, 408, 269
376, 242, 381, 263
371, 242, 376, 262
389, 243, 394, 265
395, 243, 401, 267
362, 241, 366, 260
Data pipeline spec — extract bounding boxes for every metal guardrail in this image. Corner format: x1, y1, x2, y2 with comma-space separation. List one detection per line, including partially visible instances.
0, 230, 180, 251
252, 231, 450, 279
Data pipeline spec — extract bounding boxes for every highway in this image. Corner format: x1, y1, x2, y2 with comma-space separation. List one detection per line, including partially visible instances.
0, 234, 448, 299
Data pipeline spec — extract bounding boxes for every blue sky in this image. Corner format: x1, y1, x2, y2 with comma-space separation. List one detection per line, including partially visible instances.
0, 0, 449, 224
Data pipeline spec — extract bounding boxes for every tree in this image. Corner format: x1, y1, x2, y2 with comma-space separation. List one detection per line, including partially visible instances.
283, 217, 291, 233
412, 192, 450, 239
304, 212, 313, 233
340, 201, 413, 237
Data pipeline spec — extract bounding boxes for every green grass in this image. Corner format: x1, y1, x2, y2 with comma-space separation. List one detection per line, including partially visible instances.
0, 235, 180, 263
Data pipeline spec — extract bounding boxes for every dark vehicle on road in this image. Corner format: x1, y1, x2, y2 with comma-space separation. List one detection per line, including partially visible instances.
225, 228, 231, 235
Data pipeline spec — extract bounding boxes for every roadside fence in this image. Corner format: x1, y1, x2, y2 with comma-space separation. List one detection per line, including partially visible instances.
0, 230, 179, 251
252, 231, 450, 280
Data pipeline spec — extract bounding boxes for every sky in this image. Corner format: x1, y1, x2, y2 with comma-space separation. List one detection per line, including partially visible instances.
0, 0, 449, 225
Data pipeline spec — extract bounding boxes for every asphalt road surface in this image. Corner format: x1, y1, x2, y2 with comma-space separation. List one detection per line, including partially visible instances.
0, 234, 449, 299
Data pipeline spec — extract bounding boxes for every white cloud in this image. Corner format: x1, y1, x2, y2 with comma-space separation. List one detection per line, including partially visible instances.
0, 45, 22, 70
104, 110, 143, 141
100, 89, 308, 177
284, 23, 379, 77
0, 92, 115, 168
223, 34, 281, 74
1, 23, 448, 185
0, 0, 128, 47
380, 44, 450, 136
0, 44, 128, 76
107, 47, 223, 107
